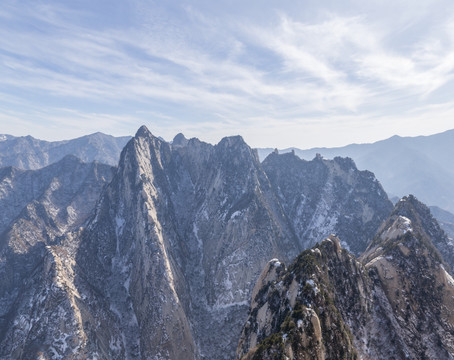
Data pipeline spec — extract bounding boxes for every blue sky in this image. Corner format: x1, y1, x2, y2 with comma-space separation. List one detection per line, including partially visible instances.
1, 0, 454, 148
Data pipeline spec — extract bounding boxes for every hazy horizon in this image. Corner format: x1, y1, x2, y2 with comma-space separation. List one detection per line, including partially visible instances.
2, 1, 454, 148
2, 126, 453, 151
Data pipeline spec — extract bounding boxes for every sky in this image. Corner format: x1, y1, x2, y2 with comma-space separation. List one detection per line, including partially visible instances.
1, 0, 454, 149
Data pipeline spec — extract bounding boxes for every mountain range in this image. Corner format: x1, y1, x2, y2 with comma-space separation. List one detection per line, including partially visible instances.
0, 126, 453, 359
258, 129, 454, 215
0, 132, 130, 169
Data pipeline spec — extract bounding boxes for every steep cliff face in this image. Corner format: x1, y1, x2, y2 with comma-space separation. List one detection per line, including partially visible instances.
262, 152, 393, 255
74, 126, 301, 359
361, 196, 454, 359
375, 195, 454, 272
236, 237, 367, 360
0, 156, 114, 359
430, 206, 454, 243
237, 198, 454, 360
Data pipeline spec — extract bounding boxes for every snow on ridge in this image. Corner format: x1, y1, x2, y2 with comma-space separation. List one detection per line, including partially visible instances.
212, 300, 249, 311
269, 258, 282, 267
441, 264, 454, 287
398, 216, 412, 234
115, 215, 125, 237
382, 216, 413, 241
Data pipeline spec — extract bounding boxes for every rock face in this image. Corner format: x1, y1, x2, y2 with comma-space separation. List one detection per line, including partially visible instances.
430, 205, 454, 243
0, 126, 407, 359
262, 152, 393, 255
74, 127, 301, 359
0, 156, 114, 358
236, 238, 360, 360
0, 132, 130, 169
237, 197, 454, 360
367, 195, 454, 272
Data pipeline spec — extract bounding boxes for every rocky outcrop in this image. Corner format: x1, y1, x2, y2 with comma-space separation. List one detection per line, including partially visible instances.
237, 237, 366, 360
74, 126, 300, 359
237, 197, 454, 360
365, 195, 454, 272
360, 196, 454, 359
0, 156, 114, 358
262, 152, 393, 255
430, 205, 454, 242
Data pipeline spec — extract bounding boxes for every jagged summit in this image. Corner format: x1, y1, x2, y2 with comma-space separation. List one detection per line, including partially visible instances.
217, 135, 248, 149
262, 149, 393, 254
238, 220, 454, 359
333, 156, 356, 170
134, 124, 154, 138
363, 194, 454, 272
172, 132, 189, 147
236, 236, 361, 359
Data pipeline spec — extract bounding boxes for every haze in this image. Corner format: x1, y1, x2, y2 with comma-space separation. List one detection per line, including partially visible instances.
1, 0, 454, 148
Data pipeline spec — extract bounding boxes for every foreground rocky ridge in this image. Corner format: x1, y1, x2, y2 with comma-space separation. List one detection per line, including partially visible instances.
237, 197, 454, 359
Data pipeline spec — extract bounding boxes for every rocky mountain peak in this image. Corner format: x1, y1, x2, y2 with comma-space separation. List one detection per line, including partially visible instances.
172, 132, 189, 147
236, 237, 361, 359
214, 135, 262, 173
262, 150, 393, 254
238, 216, 454, 360
333, 156, 356, 171
118, 124, 171, 188
364, 194, 454, 271
134, 124, 153, 138
218, 134, 246, 148
216, 135, 257, 158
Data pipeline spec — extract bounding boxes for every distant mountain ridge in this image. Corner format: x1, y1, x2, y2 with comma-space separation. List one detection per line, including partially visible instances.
0, 132, 131, 169
257, 129, 454, 214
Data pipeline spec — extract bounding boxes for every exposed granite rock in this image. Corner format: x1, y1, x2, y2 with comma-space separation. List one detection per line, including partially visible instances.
430, 205, 454, 242
0, 156, 114, 358
366, 195, 454, 272
74, 126, 300, 359
262, 152, 393, 255
237, 198, 454, 359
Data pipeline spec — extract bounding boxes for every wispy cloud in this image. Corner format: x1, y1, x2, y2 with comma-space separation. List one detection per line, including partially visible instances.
1, 1, 454, 147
